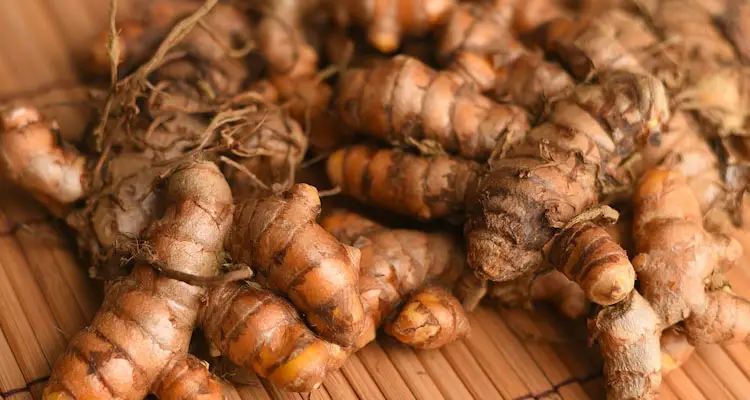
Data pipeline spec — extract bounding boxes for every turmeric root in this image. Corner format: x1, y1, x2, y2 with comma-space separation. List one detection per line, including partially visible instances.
596, 210, 694, 379
385, 285, 471, 349
201, 282, 347, 392
642, 0, 737, 74
507, 0, 570, 35
440, 0, 566, 46
250, 0, 340, 163
438, 2, 517, 63
44, 161, 234, 399
532, 15, 647, 79
680, 288, 750, 345
544, 207, 636, 306
0, 106, 88, 216
465, 70, 669, 282
203, 210, 470, 391
89, 1, 253, 107
638, 112, 750, 266
0, 106, 169, 273
450, 51, 574, 113
333, 0, 456, 53
352, 227, 466, 345
588, 291, 662, 400
633, 168, 745, 342
439, 2, 574, 111
321, 210, 470, 347
225, 184, 365, 346
326, 145, 481, 221
537, 6, 686, 88
96, 0, 325, 119
318, 209, 385, 245
589, 167, 749, 399
491, 207, 634, 314
255, 0, 333, 120
490, 270, 589, 319
489, 51, 574, 112
674, 67, 750, 137
254, 0, 320, 77
641, 113, 725, 212
148, 3, 254, 105
337, 55, 530, 160
641, 0, 749, 135
68, 155, 168, 273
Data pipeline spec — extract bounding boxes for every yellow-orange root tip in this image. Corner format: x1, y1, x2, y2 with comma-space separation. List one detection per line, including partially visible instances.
368, 32, 400, 53
590, 276, 635, 306
325, 151, 347, 192
636, 168, 680, 200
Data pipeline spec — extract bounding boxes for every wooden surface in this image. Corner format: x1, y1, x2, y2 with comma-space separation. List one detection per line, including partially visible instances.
1, 1, 750, 399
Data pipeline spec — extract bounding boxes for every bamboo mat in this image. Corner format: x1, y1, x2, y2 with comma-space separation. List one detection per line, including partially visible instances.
1, 1, 749, 399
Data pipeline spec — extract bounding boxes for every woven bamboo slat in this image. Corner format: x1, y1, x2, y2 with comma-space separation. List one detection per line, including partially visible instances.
1, 1, 750, 399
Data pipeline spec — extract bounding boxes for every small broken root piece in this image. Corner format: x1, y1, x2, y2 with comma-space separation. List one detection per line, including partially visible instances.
385, 285, 471, 349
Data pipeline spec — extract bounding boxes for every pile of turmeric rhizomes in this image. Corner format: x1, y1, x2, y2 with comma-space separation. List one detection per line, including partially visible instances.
1, 0, 749, 398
